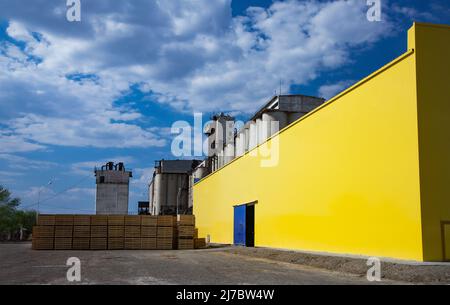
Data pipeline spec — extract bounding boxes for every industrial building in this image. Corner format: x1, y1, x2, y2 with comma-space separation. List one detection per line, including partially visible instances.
95, 162, 132, 215
149, 160, 202, 215
203, 96, 325, 173
193, 23, 450, 262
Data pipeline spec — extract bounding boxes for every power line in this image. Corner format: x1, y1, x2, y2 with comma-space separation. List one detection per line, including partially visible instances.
22, 173, 93, 209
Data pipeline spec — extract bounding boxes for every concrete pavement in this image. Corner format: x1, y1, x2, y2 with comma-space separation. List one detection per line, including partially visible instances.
0, 243, 401, 285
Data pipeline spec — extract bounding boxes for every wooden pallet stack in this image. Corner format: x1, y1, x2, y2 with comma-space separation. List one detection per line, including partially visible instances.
73, 215, 91, 250
54, 215, 73, 250
177, 215, 195, 250
141, 216, 157, 250
32, 215, 55, 250
124, 215, 141, 250
157, 216, 177, 250
90, 215, 108, 250
32, 214, 207, 251
108, 215, 125, 250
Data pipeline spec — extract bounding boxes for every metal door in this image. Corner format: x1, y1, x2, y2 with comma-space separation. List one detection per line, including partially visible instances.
234, 205, 246, 246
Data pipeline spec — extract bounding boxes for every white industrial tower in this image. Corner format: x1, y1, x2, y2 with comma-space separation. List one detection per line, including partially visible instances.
95, 162, 132, 215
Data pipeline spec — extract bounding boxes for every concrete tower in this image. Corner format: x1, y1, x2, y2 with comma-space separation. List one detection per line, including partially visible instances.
95, 162, 132, 215
204, 113, 235, 172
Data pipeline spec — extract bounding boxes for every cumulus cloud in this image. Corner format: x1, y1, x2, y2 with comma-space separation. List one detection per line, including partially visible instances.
0, 0, 394, 152
0, 153, 57, 170
71, 156, 135, 176
391, 4, 437, 22
318, 80, 356, 100
0, 133, 46, 153
132, 167, 155, 189
18, 185, 96, 213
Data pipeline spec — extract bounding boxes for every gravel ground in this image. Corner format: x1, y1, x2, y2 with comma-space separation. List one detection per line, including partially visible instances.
223, 247, 450, 284
0, 243, 405, 285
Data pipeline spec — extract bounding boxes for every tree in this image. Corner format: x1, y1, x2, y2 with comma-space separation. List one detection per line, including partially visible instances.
0, 186, 20, 207
0, 186, 36, 240
15, 210, 37, 238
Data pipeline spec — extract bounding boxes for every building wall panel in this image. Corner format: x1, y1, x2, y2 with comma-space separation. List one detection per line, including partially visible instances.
194, 29, 426, 260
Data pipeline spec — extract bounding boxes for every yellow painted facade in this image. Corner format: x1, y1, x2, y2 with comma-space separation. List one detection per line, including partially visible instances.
193, 23, 450, 262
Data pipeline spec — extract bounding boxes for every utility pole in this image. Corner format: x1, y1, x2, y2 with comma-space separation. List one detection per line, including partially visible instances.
37, 180, 53, 221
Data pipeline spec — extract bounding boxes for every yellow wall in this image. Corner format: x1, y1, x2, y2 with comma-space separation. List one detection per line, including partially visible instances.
193, 24, 448, 262
412, 23, 450, 261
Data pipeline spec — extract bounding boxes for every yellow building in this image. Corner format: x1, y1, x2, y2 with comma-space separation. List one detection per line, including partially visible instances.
193, 23, 450, 262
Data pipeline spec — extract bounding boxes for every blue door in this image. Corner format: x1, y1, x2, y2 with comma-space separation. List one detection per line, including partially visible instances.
234, 205, 246, 246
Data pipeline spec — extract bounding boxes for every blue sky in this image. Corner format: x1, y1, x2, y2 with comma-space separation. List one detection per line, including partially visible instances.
0, 0, 449, 214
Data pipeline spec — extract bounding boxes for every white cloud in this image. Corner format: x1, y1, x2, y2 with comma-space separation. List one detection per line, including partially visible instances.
391, 4, 437, 22
318, 80, 356, 100
132, 167, 155, 189
8, 114, 166, 149
0, 154, 57, 170
0, 133, 46, 153
18, 185, 96, 213
71, 156, 135, 176
0, 170, 24, 185
67, 187, 96, 198
0, 0, 394, 152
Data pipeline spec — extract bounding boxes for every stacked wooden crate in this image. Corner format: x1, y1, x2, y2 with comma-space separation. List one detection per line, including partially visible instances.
32, 215, 55, 250
194, 237, 207, 249
177, 215, 195, 250
125, 215, 141, 250
73, 215, 91, 250
141, 216, 157, 250
54, 215, 73, 250
33, 214, 207, 251
108, 215, 125, 250
90, 215, 108, 250
193, 227, 207, 249
157, 216, 176, 250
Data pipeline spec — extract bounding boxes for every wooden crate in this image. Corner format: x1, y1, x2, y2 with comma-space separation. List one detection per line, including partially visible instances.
72, 238, 90, 250
108, 238, 124, 250
157, 216, 176, 227
125, 238, 141, 250
37, 215, 55, 226
32, 226, 54, 238
73, 215, 91, 226
108, 226, 124, 238
125, 215, 141, 226
91, 226, 107, 238
141, 226, 157, 238
125, 226, 141, 238
90, 238, 107, 250
194, 228, 199, 239
108, 215, 125, 226
194, 238, 207, 249
177, 215, 195, 226
55, 226, 73, 238
157, 238, 175, 250
55, 215, 74, 226
178, 226, 195, 238
73, 226, 91, 238
141, 216, 157, 227
32, 238, 54, 250
141, 238, 157, 250
157, 227, 175, 239
178, 239, 194, 250
54, 238, 72, 250
91, 215, 108, 226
